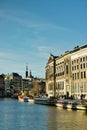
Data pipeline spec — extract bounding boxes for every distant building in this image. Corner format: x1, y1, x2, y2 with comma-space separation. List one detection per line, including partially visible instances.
5, 73, 22, 96
25, 65, 34, 80
22, 66, 34, 96
0, 74, 5, 97
24, 65, 46, 96
5, 74, 11, 96
33, 78, 46, 96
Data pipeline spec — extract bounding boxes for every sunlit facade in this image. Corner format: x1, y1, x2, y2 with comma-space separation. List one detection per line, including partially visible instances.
71, 45, 87, 99
45, 54, 57, 97
56, 52, 71, 98
45, 45, 87, 99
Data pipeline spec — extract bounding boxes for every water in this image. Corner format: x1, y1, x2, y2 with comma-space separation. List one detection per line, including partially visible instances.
0, 98, 87, 130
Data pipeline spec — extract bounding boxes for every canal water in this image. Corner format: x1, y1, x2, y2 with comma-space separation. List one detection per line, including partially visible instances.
0, 98, 87, 130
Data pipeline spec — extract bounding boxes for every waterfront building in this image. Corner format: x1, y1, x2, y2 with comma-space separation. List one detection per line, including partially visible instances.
45, 44, 87, 99
71, 45, 87, 99
5, 74, 11, 96
5, 73, 22, 95
0, 74, 5, 97
22, 66, 34, 96
45, 54, 57, 97
10, 72, 22, 93
56, 51, 71, 98
22, 78, 33, 96
23, 66, 46, 97
33, 78, 46, 96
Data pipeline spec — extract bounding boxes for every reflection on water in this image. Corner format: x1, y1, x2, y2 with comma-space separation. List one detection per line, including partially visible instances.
0, 98, 87, 130
47, 107, 87, 130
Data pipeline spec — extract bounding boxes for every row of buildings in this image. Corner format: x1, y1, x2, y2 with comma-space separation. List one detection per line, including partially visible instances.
45, 44, 87, 99
0, 67, 46, 97
1, 44, 87, 99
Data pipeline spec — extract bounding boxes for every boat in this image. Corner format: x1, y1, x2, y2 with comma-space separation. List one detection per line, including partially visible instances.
18, 95, 24, 102
28, 97, 34, 103
18, 91, 24, 102
72, 100, 86, 110
55, 99, 86, 110
34, 97, 56, 106
24, 96, 29, 102
34, 97, 48, 104
64, 100, 76, 109
55, 100, 64, 107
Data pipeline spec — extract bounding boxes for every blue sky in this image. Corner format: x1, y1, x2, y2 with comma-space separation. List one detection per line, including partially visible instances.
0, 0, 87, 78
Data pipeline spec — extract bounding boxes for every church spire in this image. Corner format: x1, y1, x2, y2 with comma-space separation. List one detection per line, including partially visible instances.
26, 65, 28, 78
29, 70, 32, 77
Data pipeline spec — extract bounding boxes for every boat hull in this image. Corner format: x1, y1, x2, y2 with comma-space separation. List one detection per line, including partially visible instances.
56, 99, 86, 110
34, 97, 56, 106
18, 96, 24, 102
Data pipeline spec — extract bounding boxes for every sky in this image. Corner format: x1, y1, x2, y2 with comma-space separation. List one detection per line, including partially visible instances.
0, 0, 87, 78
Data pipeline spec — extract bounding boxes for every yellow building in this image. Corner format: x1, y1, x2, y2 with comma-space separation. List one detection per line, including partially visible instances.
45, 44, 87, 99
71, 45, 87, 99
56, 51, 71, 98
45, 54, 57, 97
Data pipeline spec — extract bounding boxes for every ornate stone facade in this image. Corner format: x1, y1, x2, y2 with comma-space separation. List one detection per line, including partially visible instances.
45, 45, 87, 99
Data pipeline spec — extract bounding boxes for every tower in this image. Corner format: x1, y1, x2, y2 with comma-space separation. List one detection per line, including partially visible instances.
26, 65, 28, 78
29, 70, 32, 77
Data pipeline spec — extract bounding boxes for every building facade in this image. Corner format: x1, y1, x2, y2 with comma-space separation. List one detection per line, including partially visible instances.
45, 54, 57, 97
5, 73, 22, 96
0, 74, 5, 97
45, 45, 87, 99
71, 45, 87, 99
56, 51, 71, 98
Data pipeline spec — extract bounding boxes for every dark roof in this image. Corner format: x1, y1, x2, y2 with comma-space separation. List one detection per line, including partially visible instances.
12, 72, 20, 77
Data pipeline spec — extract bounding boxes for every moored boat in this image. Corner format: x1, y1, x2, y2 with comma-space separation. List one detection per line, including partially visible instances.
34, 97, 56, 106
18, 95, 24, 102
72, 100, 86, 110
28, 98, 34, 103
18, 95, 34, 103
55, 100, 64, 107
56, 99, 86, 110
34, 97, 48, 104
24, 97, 29, 102
66, 100, 76, 109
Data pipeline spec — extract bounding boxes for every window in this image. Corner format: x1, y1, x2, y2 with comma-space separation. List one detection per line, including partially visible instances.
74, 60, 76, 64
84, 71, 86, 78
77, 59, 79, 63
86, 63, 87, 68
77, 73, 79, 79
72, 61, 74, 65
83, 57, 85, 61
81, 72, 83, 79
74, 66, 76, 70
80, 64, 82, 69
66, 65, 68, 74
77, 65, 79, 69
72, 74, 74, 80
80, 58, 82, 62
83, 82, 86, 92
86, 56, 87, 60
83, 63, 85, 68
75, 73, 76, 79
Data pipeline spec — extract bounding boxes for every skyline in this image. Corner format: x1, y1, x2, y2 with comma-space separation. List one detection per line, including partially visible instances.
0, 0, 87, 78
